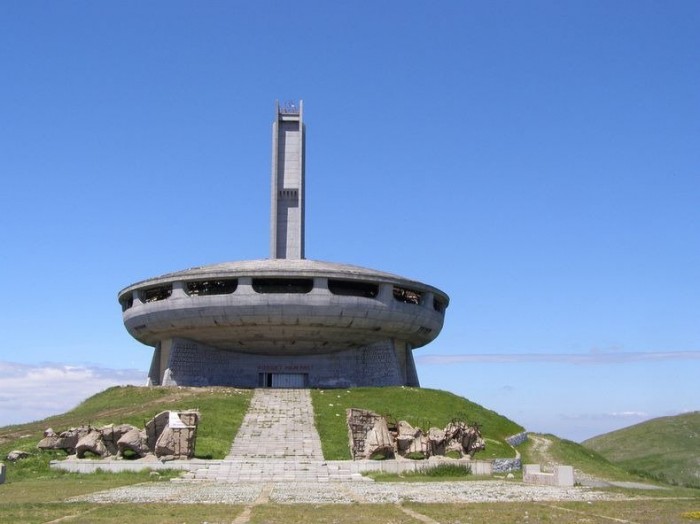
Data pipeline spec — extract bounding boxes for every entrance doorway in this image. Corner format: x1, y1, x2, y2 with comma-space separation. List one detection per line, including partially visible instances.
258, 372, 308, 388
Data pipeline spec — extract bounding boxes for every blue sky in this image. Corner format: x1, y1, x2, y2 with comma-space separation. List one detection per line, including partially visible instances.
1, 1, 698, 442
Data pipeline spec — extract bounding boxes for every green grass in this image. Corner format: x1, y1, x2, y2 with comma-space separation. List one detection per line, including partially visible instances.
311, 386, 523, 460
519, 433, 640, 482
0, 386, 252, 483
583, 411, 700, 488
366, 463, 474, 482
1, 386, 700, 523
0, 386, 252, 523
0, 502, 247, 524
404, 498, 700, 524
2, 498, 700, 524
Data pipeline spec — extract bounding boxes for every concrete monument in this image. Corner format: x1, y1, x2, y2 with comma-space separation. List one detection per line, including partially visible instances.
118, 101, 449, 388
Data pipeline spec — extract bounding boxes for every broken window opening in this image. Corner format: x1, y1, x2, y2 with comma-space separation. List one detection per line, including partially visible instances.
393, 286, 422, 305
186, 279, 238, 296
433, 298, 446, 313
328, 279, 379, 298
252, 278, 313, 294
141, 285, 172, 303
119, 295, 134, 312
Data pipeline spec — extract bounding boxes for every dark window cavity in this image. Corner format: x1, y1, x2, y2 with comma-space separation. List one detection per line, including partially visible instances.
141, 285, 172, 303
252, 278, 313, 294
433, 298, 446, 313
186, 279, 238, 296
393, 286, 422, 305
328, 279, 379, 298
119, 294, 133, 312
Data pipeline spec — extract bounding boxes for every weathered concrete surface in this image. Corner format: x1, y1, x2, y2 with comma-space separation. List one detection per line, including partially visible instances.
50, 456, 493, 478
43, 410, 199, 462
154, 337, 416, 389
117, 428, 149, 458
347, 409, 485, 460
38, 426, 88, 455
227, 389, 323, 460
524, 464, 575, 487
271, 100, 305, 260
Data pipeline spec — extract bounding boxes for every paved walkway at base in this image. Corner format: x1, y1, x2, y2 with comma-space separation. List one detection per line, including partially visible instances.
180, 389, 365, 482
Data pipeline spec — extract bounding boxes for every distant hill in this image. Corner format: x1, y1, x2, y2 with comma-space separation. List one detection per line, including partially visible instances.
583, 411, 700, 488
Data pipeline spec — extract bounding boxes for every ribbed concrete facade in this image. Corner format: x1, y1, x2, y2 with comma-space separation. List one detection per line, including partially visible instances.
119, 101, 448, 388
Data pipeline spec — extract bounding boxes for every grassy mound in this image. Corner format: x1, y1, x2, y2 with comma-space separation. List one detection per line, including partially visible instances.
0, 386, 252, 485
311, 387, 524, 460
583, 411, 700, 488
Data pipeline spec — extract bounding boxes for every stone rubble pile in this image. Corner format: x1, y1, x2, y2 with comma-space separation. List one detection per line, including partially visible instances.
37, 410, 200, 461
347, 408, 485, 460
5, 450, 31, 462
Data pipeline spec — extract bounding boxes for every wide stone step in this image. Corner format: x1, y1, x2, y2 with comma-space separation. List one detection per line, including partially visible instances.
173, 388, 374, 483
226, 389, 324, 460
175, 459, 371, 483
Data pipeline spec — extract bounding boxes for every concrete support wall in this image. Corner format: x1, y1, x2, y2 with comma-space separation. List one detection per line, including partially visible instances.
155, 337, 415, 388
147, 340, 173, 386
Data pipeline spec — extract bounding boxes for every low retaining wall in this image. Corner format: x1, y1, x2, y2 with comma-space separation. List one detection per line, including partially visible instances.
351, 458, 493, 476
50, 457, 213, 473
505, 432, 529, 447
51, 457, 493, 476
492, 458, 521, 473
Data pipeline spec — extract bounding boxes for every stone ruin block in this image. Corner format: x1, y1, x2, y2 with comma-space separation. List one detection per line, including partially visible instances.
117, 427, 150, 458
37, 426, 90, 455
347, 408, 485, 460
347, 408, 394, 460
37, 409, 200, 461
155, 411, 199, 459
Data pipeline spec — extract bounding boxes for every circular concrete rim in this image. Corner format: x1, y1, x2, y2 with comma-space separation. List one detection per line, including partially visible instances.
118, 258, 449, 304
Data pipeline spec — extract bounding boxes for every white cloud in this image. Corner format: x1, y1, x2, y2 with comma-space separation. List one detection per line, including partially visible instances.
559, 411, 649, 421
0, 361, 145, 426
417, 350, 700, 365
609, 411, 649, 418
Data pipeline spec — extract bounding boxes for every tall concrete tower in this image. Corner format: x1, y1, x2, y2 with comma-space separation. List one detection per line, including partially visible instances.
270, 100, 305, 259
119, 101, 449, 389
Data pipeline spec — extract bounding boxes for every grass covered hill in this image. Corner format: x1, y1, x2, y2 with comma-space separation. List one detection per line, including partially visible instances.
0, 386, 253, 465
1, 385, 524, 470
311, 387, 524, 459
519, 433, 645, 483
583, 411, 700, 488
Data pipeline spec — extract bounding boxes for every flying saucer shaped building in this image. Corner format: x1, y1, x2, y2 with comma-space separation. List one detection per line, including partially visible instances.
119, 101, 448, 388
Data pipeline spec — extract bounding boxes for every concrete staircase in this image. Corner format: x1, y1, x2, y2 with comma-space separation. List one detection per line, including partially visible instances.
177, 389, 367, 483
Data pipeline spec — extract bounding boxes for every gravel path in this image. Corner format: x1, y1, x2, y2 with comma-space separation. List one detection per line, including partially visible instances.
72, 480, 625, 505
